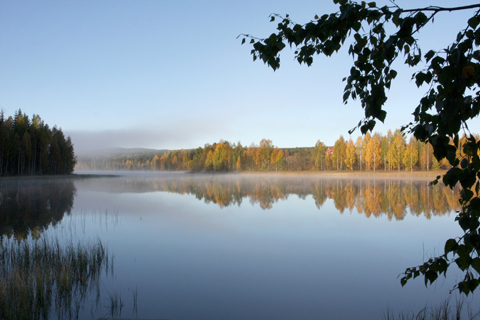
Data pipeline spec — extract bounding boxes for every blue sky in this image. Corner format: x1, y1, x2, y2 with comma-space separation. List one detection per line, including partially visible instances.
1, 0, 479, 154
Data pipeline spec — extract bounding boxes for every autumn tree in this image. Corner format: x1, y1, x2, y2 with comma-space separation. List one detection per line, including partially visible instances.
365, 133, 382, 171
246, 143, 258, 170
344, 138, 357, 170
403, 136, 419, 171
332, 136, 347, 170
381, 134, 390, 170
243, 0, 480, 294
236, 156, 242, 170
418, 138, 433, 171
151, 155, 160, 170
258, 138, 274, 170
233, 142, 246, 171
271, 147, 285, 171
213, 142, 229, 171
355, 136, 363, 170
312, 140, 328, 170
389, 131, 405, 171
205, 150, 214, 171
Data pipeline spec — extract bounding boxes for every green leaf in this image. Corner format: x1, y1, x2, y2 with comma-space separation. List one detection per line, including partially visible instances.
414, 12, 428, 27
445, 238, 457, 254
471, 197, 480, 211
367, 119, 376, 131
472, 257, 480, 274
425, 270, 438, 286
377, 110, 386, 123
415, 72, 425, 87
436, 258, 448, 276
353, 21, 361, 32
425, 50, 435, 62
241, 38, 246, 45
456, 245, 471, 270
468, 16, 479, 29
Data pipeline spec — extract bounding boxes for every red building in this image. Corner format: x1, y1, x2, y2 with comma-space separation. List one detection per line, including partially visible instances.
326, 147, 334, 157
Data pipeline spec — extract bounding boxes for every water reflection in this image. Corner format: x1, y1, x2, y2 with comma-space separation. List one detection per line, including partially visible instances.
0, 173, 473, 319
85, 174, 460, 220
0, 175, 461, 243
0, 179, 76, 240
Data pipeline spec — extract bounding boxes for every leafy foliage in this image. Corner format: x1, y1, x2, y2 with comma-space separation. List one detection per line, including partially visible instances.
242, 1, 480, 294
78, 132, 441, 172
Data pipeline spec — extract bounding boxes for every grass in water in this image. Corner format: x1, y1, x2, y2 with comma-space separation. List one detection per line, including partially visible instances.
383, 297, 480, 320
104, 289, 124, 318
0, 235, 111, 320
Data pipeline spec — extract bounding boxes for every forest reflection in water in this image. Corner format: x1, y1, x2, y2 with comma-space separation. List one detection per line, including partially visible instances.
0, 179, 76, 240
87, 174, 460, 220
0, 174, 460, 241
0, 173, 474, 319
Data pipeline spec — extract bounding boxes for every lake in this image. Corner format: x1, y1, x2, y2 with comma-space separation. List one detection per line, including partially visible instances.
1, 171, 479, 320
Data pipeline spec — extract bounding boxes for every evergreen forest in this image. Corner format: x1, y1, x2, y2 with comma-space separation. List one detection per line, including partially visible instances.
0, 110, 76, 176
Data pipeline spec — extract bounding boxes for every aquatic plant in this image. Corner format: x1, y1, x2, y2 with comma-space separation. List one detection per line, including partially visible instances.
383, 297, 480, 320
0, 235, 111, 320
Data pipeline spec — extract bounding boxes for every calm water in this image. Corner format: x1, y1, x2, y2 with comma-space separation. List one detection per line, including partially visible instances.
1, 171, 479, 319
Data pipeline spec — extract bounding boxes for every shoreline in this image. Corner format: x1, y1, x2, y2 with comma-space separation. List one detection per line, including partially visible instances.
72, 169, 446, 181
236, 170, 446, 180
0, 173, 120, 181
1, 170, 445, 182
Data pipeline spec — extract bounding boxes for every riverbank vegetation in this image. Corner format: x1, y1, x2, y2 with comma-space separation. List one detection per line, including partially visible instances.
76, 130, 477, 173
0, 109, 76, 176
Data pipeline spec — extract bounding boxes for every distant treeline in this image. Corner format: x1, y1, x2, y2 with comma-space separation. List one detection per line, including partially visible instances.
77, 130, 479, 172
0, 110, 76, 176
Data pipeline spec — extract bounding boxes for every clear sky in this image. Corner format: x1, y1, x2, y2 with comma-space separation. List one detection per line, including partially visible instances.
1, 0, 479, 155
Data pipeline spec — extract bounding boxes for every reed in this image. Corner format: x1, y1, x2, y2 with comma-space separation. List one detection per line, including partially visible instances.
0, 235, 111, 320
104, 289, 124, 318
383, 297, 480, 320
132, 285, 138, 314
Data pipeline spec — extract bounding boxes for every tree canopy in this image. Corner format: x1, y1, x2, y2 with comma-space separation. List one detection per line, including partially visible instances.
0, 109, 76, 176
241, 1, 480, 295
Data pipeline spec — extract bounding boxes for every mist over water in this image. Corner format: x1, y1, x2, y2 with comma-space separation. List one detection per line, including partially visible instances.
66, 118, 229, 156
1, 172, 478, 319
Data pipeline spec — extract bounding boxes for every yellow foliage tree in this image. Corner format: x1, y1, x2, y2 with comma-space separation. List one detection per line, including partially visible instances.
344, 138, 356, 171
213, 143, 228, 171
236, 156, 242, 170
365, 134, 382, 171
271, 148, 285, 171
389, 131, 405, 171
332, 136, 347, 170
403, 136, 419, 172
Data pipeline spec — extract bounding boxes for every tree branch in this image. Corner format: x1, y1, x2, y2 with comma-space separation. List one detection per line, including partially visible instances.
402, 4, 480, 13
